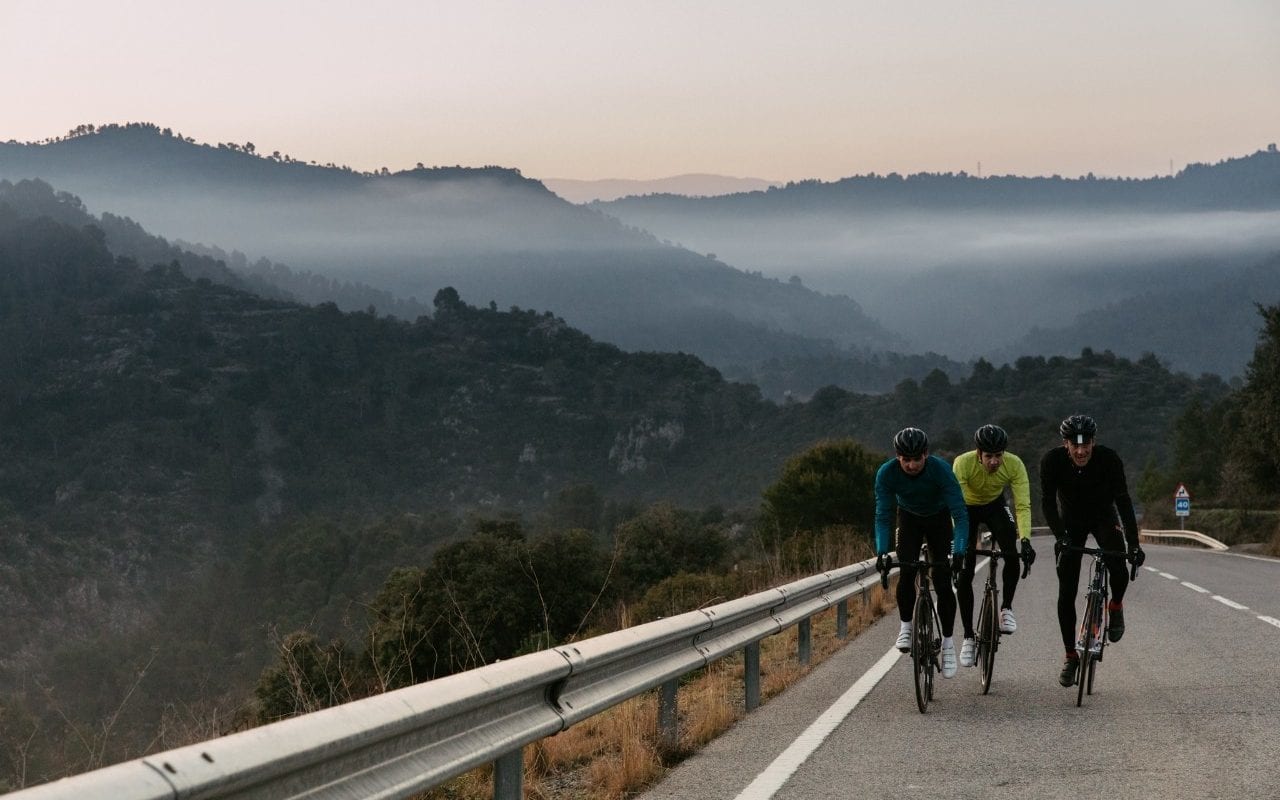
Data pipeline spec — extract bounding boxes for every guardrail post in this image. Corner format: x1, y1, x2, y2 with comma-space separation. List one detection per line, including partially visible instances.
836, 599, 848, 639
797, 618, 811, 665
744, 642, 761, 711
494, 748, 523, 800
658, 678, 679, 752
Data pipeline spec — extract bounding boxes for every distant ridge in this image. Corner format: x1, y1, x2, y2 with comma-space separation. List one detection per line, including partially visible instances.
594, 145, 1280, 213
0, 123, 908, 391
543, 173, 780, 203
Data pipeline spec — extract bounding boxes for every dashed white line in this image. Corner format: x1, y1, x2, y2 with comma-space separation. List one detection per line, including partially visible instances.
1143, 566, 1159, 573
1158, 572, 1178, 580
1212, 596, 1249, 611
1181, 581, 1209, 593
732, 647, 900, 800
1259, 616, 1280, 629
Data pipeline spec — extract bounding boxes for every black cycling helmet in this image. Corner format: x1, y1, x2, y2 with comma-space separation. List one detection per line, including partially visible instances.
974, 424, 1008, 453
1058, 414, 1097, 443
893, 427, 929, 458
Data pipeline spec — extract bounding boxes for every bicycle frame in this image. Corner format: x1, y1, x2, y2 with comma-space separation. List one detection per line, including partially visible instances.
900, 548, 949, 714
970, 541, 1031, 694
1067, 544, 1134, 706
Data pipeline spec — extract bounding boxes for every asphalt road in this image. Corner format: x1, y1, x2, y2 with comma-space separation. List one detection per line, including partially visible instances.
638, 541, 1280, 800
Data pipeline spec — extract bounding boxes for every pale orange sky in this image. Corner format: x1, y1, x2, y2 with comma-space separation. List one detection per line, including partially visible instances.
3, 0, 1278, 182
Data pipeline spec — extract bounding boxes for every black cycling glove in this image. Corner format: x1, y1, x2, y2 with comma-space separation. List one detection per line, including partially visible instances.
1129, 546, 1146, 567
1020, 538, 1036, 566
875, 552, 893, 588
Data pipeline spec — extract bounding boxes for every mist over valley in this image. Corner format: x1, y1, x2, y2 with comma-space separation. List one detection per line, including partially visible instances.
595, 151, 1280, 374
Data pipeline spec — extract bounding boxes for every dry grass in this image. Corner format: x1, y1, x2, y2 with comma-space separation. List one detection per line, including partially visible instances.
419, 580, 895, 800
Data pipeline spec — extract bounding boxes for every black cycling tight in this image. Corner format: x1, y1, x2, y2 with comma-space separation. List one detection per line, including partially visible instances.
895, 508, 957, 638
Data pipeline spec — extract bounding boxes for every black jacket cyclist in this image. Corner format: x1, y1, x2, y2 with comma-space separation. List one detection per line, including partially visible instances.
1040, 414, 1145, 687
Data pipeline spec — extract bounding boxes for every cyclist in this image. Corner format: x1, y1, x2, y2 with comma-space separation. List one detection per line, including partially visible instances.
1040, 414, 1146, 687
951, 424, 1036, 668
874, 427, 970, 678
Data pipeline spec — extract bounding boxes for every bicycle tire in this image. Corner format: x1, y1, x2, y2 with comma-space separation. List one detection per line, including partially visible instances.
1088, 602, 1104, 695
978, 585, 997, 693
927, 604, 937, 702
1076, 592, 1098, 706
912, 590, 932, 713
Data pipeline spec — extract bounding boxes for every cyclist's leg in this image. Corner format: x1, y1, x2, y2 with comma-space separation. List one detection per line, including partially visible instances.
954, 510, 980, 637
1094, 521, 1130, 602
987, 501, 1020, 608
895, 513, 926, 622
922, 511, 957, 637
1055, 530, 1086, 654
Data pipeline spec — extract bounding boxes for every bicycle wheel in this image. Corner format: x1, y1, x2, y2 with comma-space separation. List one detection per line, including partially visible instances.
1087, 604, 1104, 695
1076, 593, 1098, 707
978, 585, 997, 694
912, 591, 932, 712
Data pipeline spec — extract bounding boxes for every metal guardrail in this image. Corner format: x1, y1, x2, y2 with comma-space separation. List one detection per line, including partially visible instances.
1035, 526, 1228, 552
6, 558, 885, 800
1139, 529, 1228, 550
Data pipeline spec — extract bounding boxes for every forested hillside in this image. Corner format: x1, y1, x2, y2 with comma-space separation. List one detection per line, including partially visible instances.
0, 195, 1238, 787
0, 124, 906, 378
1001, 253, 1280, 377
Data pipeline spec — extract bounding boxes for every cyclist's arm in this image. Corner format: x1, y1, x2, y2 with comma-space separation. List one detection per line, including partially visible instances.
936, 459, 970, 554
951, 450, 975, 502
1006, 453, 1033, 540
873, 460, 897, 555
1109, 453, 1140, 549
1039, 448, 1066, 539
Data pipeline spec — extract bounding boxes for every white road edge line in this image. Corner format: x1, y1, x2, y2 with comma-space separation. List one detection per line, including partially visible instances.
1259, 616, 1280, 629
1212, 595, 1249, 610
732, 648, 900, 800
1223, 552, 1280, 564
1143, 566, 1159, 572
1180, 581, 1209, 593
1158, 572, 1178, 580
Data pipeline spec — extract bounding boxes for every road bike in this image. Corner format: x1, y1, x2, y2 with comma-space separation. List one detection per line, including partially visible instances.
971, 541, 1031, 694
1068, 544, 1138, 706
881, 546, 950, 713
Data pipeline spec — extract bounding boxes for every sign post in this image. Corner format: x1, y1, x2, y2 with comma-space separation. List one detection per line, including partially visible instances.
1174, 483, 1191, 530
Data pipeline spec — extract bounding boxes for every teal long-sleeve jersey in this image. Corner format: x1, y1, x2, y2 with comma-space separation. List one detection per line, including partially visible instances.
873, 455, 970, 555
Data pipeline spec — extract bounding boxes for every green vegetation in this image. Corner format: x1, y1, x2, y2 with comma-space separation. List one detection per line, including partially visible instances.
3, 175, 1278, 789
1136, 304, 1280, 550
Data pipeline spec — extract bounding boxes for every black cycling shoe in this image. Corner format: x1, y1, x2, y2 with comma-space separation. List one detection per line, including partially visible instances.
1108, 606, 1125, 642
1059, 657, 1079, 687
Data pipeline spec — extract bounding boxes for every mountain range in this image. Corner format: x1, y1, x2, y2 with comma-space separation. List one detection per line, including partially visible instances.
594, 146, 1280, 375
0, 124, 904, 396
9, 124, 1278, 384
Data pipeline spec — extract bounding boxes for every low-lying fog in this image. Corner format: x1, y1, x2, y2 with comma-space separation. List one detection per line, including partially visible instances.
601, 208, 1280, 358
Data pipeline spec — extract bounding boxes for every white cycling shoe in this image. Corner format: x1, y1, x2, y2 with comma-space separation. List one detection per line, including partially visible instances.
1000, 608, 1017, 634
959, 637, 977, 667
895, 624, 913, 652
941, 640, 958, 678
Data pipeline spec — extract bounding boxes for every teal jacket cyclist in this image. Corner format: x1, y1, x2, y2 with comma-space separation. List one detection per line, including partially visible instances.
874, 457, 971, 556
874, 427, 970, 678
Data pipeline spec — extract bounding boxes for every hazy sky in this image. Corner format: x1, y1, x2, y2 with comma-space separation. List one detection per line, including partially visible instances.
4, 1, 1278, 182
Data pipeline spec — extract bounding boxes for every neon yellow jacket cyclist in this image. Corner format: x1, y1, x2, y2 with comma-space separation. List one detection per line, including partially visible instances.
951, 449, 1032, 541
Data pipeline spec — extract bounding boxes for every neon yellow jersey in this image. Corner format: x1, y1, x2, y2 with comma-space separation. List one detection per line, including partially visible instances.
951, 449, 1032, 540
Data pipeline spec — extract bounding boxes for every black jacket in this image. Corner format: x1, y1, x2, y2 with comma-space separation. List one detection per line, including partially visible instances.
1039, 444, 1139, 548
